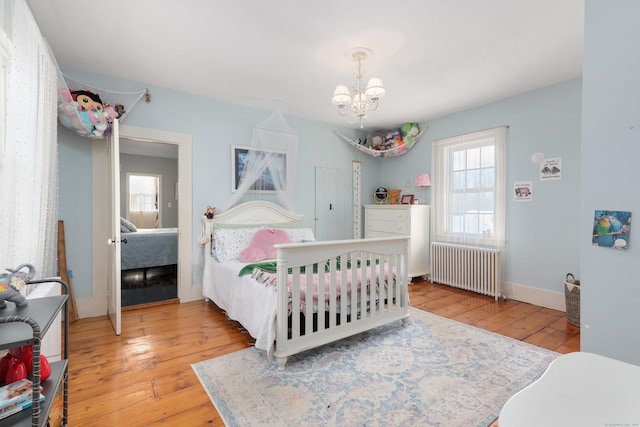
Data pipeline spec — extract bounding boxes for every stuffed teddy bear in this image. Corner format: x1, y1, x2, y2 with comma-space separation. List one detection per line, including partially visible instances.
0, 263, 36, 308
387, 189, 402, 204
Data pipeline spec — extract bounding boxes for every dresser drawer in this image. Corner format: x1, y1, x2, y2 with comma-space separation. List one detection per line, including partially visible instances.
365, 229, 403, 238
366, 219, 409, 234
365, 208, 409, 223
364, 204, 431, 279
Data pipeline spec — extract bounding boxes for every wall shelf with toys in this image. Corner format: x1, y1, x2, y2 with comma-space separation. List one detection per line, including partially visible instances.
334, 123, 427, 158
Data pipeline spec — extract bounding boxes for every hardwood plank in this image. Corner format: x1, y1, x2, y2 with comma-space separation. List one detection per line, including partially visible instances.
66, 279, 579, 426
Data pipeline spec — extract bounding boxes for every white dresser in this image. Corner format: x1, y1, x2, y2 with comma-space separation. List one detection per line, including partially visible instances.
364, 204, 430, 279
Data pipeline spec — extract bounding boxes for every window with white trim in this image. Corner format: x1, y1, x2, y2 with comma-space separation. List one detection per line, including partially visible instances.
432, 127, 507, 246
127, 173, 161, 229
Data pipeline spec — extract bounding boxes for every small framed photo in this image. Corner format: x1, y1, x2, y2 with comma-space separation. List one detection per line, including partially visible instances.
401, 194, 414, 205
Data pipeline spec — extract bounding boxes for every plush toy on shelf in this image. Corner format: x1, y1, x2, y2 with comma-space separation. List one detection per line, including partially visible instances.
387, 189, 402, 204
0, 263, 36, 309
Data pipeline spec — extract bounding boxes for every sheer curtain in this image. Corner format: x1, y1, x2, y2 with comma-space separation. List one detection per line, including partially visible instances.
432, 127, 507, 247
220, 108, 298, 212
0, 0, 58, 278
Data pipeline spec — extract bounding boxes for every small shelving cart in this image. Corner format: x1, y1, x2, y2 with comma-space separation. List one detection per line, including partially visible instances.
0, 279, 69, 427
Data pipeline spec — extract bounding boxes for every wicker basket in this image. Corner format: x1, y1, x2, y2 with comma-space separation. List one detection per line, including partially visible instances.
564, 273, 580, 326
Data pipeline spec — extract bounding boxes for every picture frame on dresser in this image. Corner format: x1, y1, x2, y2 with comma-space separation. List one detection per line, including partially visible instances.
400, 194, 414, 205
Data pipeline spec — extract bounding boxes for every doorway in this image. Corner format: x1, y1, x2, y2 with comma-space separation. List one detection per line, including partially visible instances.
92, 124, 198, 323
119, 143, 177, 308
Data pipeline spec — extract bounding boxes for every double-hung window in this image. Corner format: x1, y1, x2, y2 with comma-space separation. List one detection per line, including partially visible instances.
432, 127, 507, 246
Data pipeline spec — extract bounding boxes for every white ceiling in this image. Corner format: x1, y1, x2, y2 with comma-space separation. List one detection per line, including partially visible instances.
27, 0, 584, 131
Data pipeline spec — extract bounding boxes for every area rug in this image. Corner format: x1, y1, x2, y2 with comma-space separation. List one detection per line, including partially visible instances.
192, 307, 558, 427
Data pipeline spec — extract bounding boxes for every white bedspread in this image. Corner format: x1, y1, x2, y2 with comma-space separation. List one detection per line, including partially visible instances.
202, 258, 277, 352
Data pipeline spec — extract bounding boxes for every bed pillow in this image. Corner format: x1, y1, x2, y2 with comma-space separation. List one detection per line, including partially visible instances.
120, 217, 138, 233
213, 227, 260, 262
212, 226, 315, 262
239, 228, 292, 263
286, 228, 316, 243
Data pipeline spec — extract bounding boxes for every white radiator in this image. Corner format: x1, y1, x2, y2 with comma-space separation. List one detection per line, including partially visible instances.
431, 242, 501, 300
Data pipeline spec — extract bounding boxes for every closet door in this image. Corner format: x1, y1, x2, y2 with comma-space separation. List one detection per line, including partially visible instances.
106, 119, 122, 335
314, 166, 344, 240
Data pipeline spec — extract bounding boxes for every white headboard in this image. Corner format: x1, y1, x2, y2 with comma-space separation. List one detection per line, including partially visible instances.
208, 201, 303, 227
203, 201, 304, 256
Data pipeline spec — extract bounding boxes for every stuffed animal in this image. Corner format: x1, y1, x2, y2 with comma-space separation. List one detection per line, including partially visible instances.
205, 206, 216, 219
58, 89, 113, 138
401, 123, 420, 145
0, 263, 36, 308
239, 229, 292, 263
387, 189, 402, 204
367, 129, 389, 151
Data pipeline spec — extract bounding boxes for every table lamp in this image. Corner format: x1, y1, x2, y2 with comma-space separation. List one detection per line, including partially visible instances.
414, 173, 431, 204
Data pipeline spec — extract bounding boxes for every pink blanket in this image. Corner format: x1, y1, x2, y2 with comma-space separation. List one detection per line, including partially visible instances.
251, 263, 395, 314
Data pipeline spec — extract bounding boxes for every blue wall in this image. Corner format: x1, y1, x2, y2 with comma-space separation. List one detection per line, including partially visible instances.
383, 79, 583, 295
581, 0, 640, 364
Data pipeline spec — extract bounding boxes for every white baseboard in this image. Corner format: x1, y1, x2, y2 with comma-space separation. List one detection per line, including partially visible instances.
502, 281, 566, 311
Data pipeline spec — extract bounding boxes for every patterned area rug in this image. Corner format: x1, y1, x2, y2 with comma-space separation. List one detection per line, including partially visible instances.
192, 307, 558, 427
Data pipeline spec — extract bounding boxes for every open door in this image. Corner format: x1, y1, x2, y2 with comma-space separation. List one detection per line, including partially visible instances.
106, 119, 122, 335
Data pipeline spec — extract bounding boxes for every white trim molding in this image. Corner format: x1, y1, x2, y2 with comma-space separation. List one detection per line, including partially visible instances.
501, 281, 566, 312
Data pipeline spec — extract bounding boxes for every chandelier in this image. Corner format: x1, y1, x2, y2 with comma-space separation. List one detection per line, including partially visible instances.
332, 47, 385, 128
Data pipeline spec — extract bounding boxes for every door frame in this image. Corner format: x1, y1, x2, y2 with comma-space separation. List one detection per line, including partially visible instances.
91, 124, 198, 318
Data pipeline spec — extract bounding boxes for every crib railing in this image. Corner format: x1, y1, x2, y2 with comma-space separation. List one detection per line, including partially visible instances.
273, 236, 410, 370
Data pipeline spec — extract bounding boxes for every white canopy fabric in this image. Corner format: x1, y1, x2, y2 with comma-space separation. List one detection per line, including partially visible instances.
220, 108, 298, 212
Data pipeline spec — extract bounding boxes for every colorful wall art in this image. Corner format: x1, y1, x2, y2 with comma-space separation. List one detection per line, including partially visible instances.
592, 210, 632, 249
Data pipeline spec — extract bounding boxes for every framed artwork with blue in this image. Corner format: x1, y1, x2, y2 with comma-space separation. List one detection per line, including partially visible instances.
592, 210, 632, 249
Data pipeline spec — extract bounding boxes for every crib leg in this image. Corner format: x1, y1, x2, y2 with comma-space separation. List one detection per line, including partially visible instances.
276, 356, 288, 371
402, 316, 410, 326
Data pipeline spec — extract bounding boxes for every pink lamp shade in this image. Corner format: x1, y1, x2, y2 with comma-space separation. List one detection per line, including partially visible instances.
414, 173, 431, 187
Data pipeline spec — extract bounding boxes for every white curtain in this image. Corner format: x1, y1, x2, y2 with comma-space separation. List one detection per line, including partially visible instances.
432, 127, 507, 247
0, 0, 58, 278
220, 108, 298, 212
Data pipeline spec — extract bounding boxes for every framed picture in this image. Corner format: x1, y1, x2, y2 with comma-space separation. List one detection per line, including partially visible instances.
592, 209, 632, 249
231, 145, 286, 193
401, 194, 414, 205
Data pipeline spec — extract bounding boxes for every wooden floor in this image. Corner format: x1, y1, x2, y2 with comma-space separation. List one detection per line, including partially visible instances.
66, 280, 580, 426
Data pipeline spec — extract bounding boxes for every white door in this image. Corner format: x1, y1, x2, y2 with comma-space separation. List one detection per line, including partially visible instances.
107, 119, 121, 335
314, 166, 344, 240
